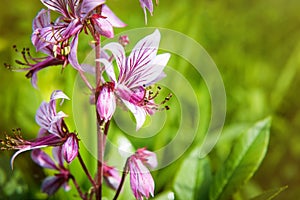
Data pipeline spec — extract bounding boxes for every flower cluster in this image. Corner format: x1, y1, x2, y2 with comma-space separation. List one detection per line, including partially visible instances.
2, 0, 167, 199
1, 90, 78, 168
18, 0, 126, 88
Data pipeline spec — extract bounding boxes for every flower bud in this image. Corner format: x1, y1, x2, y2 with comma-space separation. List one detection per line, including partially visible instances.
62, 133, 79, 163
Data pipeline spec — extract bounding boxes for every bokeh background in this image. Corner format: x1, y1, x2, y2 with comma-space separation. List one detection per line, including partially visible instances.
1, 0, 300, 199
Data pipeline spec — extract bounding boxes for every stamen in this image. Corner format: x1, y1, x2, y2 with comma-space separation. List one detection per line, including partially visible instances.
12, 45, 18, 52
0, 128, 25, 150
142, 85, 172, 112
4, 63, 12, 70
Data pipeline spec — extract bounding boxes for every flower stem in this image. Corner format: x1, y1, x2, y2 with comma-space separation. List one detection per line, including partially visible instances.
71, 175, 87, 200
77, 152, 97, 188
78, 70, 93, 91
113, 159, 129, 200
95, 41, 103, 200
95, 5, 103, 198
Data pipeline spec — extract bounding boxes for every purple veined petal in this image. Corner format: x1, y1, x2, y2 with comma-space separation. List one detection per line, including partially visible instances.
115, 84, 136, 103
52, 146, 65, 168
50, 90, 70, 107
139, 0, 154, 24
102, 5, 126, 28
95, 58, 117, 82
31, 149, 58, 170
35, 101, 56, 131
31, 70, 38, 89
80, 0, 106, 19
122, 100, 146, 131
91, 15, 114, 38
144, 71, 166, 87
33, 24, 68, 52
128, 53, 170, 88
103, 42, 126, 79
62, 133, 79, 163
139, 0, 154, 14
103, 164, 121, 190
129, 158, 155, 200
137, 148, 158, 169
54, 111, 68, 121
35, 100, 65, 137
40, 0, 69, 18
10, 145, 48, 169
67, 0, 80, 17
41, 175, 66, 195
62, 18, 83, 38
18, 56, 64, 88
68, 32, 84, 71
48, 118, 65, 136
32, 9, 51, 31
96, 83, 117, 122
144, 153, 157, 169
125, 29, 160, 87
50, 90, 70, 101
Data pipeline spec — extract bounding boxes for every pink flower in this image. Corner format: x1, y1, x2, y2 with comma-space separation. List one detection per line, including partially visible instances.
20, 1, 126, 87
139, 0, 159, 24
31, 147, 71, 195
96, 82, 116, 122
103, 163, 121, 190
1, 90, 79, 167
98, 29, 170, 130
127, 148, 157, 200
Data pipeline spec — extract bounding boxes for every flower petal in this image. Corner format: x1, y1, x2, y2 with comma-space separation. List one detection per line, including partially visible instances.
125, 29, 160, 87
103, 164, 121, 190
32, 9, 51, 31
68, 32, 84, 71
129, 158, 155, 199
80, 0, 106, 19
52, 146, 64, 167
122, 100, 146, 131
40, 0, 69, 17
91, 15, 114, 38
95, 58, 117, 82
136, 148, 157, 169
103, 42, 126, 79
41, 175, 66, 195
139, 0, 154, 24
102, 5, 126, 28
96, 83, 116, 122
51, 90, 70, 101
31, 149, 58, 170
62, 133, 79, 163
128, 53, 170, 88
10, 145, 48, 169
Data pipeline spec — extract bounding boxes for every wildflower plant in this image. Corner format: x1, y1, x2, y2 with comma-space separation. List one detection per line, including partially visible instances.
1, 0, 278, 200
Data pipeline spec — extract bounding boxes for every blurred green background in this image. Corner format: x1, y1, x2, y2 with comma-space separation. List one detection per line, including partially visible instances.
1, 0, 300, 199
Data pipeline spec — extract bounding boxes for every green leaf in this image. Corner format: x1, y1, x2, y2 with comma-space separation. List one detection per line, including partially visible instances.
153, 191, 175, 200
250, 186, 287, 200
209, 117, 271, 200
173, 148, 212, 200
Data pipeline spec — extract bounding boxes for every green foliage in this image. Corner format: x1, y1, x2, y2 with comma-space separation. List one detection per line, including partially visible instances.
173, 150, 212, 199
250, 186, 288, 200
209, 118, 271, 200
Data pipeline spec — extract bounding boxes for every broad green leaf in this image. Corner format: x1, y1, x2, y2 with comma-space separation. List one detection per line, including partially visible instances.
250, 186, 287, 200
209, 117, 271, 200
173, 148, 212, 200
